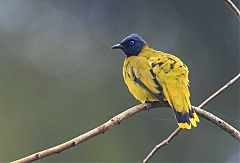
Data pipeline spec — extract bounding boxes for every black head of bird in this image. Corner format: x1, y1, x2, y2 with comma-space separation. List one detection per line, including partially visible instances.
112, 34, 147, 57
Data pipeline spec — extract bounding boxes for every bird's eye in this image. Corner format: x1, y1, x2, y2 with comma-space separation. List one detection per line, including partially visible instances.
129, 41, 135, 46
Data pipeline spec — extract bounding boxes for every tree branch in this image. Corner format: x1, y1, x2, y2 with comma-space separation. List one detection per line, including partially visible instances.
198, 74, 240, 108
143, 128, 182, 163
12, 103, 151, 163
12, 73, 240, 163
224, 0, 240, 21
11, 1, 240, 162
143, 0, 240, 160
193, 106, 240, 141
143, 0, 240, 161
143, 73, 240, 163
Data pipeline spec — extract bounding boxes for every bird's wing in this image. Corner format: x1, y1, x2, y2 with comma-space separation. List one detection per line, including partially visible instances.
125, 55, 199, 129
149, 55, 191, 113
125, 56, 164, 100
149, 55, 200, 129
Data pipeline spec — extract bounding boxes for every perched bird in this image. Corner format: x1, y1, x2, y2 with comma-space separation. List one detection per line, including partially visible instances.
112, 34, 199, 129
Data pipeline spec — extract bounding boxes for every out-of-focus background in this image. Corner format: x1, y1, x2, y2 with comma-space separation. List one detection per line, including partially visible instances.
0, 0, 239, 162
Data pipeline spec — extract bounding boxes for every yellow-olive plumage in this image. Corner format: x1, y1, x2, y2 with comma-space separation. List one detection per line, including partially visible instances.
112, 34, 199, 129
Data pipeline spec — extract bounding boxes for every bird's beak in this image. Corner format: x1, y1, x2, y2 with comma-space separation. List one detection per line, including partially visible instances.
111, 44, 123, 49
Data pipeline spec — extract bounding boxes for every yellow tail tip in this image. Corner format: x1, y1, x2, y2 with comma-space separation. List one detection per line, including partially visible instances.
178, 123, 191, 129
193, 112, 200, 122
190, 118, 197, 127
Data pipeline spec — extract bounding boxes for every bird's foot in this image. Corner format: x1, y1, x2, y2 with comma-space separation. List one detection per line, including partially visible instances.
145, 101, 159, 110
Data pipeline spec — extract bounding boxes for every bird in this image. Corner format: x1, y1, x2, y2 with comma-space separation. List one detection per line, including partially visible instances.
112, 34, 199, 129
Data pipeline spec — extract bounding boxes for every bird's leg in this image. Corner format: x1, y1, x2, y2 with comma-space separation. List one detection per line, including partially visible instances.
144, 101, 161, 110
145, 100, 170, 109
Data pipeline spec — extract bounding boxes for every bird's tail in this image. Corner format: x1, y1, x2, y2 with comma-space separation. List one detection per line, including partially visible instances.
173, 109, 200, 129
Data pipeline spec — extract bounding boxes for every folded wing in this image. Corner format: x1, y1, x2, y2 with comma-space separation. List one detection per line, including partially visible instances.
149, 55, 199, 129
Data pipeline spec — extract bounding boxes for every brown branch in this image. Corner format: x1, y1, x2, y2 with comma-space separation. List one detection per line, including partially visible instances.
11, 1, 240, 161
143, 128, 182, 163
224, 0, 240, 21
143, 0, 240, 160
143, 105, 240, 163
198, 73, 240, 108
12, 103, 151, 163
193, 106, 240, 141
12, 73, 240, 163
143, 73, 240, 163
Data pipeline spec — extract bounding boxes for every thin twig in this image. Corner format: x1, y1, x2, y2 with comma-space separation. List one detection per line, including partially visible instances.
199, 73, 240, 108
193, 106, 240, 141
12, 103, 151, 163
143, 1, 240, 160
12, 73, 240, 163
143, 73, 240, 163
143, 106, 240, 163
11, 1, 240, 161
143, 128, 182, 163
224, 0, 240, 20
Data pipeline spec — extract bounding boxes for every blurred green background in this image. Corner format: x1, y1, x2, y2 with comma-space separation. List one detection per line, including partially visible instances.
0, 0, 239, 162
